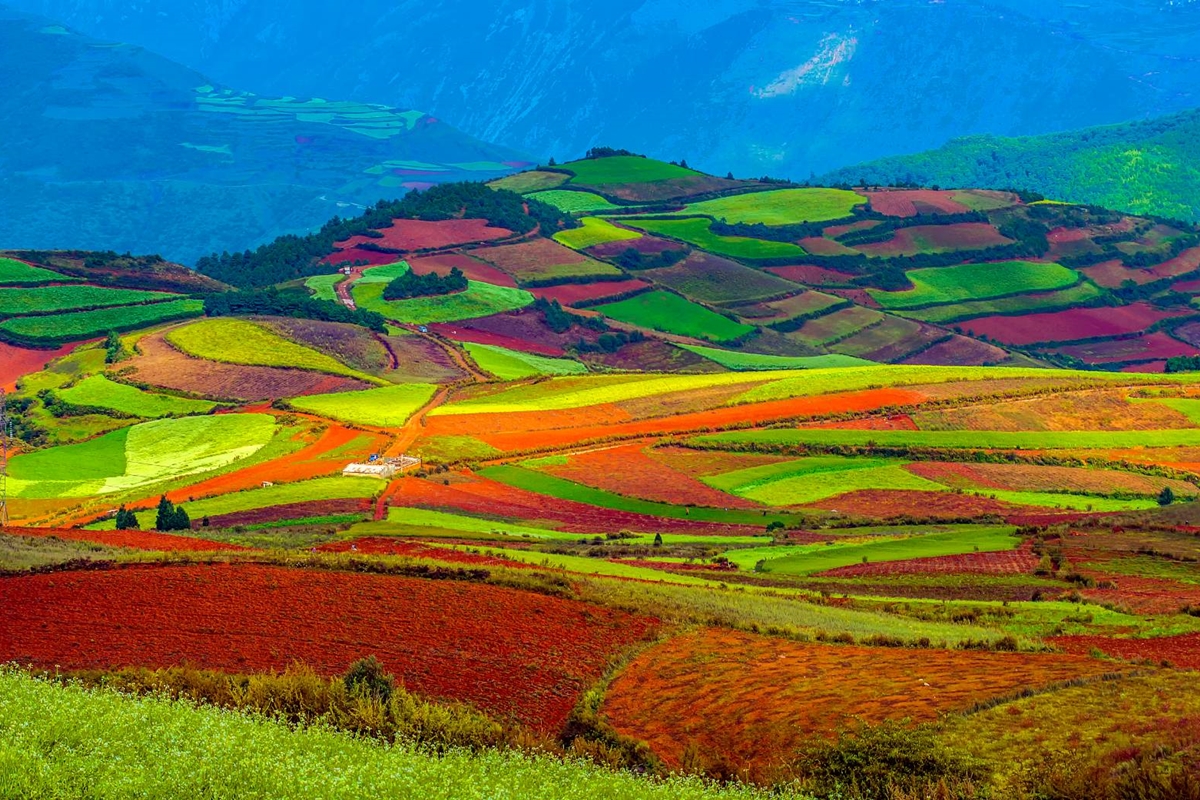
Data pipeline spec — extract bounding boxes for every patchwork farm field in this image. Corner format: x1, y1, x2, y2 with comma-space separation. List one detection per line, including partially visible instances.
8, 155, 1200, 798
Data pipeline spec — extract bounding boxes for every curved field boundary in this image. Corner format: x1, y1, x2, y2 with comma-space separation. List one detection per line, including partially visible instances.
0, 298, 204, 346
694, 427, 1200, 451
287, 383, 438, 427
2, 527, 245, 553
868, 261, 1081, 310
0, 257, 78, 285
0, 285, 175, 318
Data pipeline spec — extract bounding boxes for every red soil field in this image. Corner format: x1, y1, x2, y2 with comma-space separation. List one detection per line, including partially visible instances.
0, 341, 78, 392
823, 220, 881, 238
472, 238, 592, 279
539, 443, 762, 509
315, 537, 538, 569
1120, 360, 1167, 373
430, 309, 595, 356
126, 332, 371, 401
804, 489, 1037, 520
803, 414, 919, 431
202, 498, 373, 529
0, 563, 658, 731
1081, 260, 1158, 288
338, 219, 512, 253
818, 543, 1038, 578
428, 322, 565, 357
392, 475, 764, 536
1051, 332, 1195, 365
408, 254, 516, 287
899, 335, 1009, 367
1050, 633, 1200, 670
1149, 246, 1200, 280
798, 237, 857, 256
764, 265, 856, 285
532, 279, 651, 307
3, 527, 244, 553
855, 223, 1011, 257
1047, 227, 1092, 244
962, 304, 1186, 346
326, 247, 401, 267
866, 190, 970, 218
1173, 279, 1200, 293
602, 628, 1114, 771
586, 236, 684, 260
823, 287, 880, 308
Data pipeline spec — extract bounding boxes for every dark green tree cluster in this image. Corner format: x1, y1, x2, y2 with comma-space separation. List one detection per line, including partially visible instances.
103, 330, 129, 364
195, 183, 576, 288
155, 495, 191, 532
574, 330, 645, 353
202, 289, 386, 332
612, 247, 689, 270
114, 506, 139, 530
533, 297, 607, 334
583, 147, 642, 160
1166, 355, 1200, 373
382, 267, 467, 300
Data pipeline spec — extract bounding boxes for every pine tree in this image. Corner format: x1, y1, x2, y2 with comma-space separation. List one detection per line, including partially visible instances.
155, 495, 175, 531
1159, 487, 1176, 506
653, 532, 663, 547
114, 506, 139, 530
170, 506, 191, 531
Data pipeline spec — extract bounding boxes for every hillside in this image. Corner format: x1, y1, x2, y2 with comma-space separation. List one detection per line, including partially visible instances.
823, 109, 1200, 223
8, 0, 1200, 179
0, 6, 530, 264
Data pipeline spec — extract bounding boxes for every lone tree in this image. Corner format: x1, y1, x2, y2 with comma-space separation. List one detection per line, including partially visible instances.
344, 656, 395, 703
1159, 487, 1176, 506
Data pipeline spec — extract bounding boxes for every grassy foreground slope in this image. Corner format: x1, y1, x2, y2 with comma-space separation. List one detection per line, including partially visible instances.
0, 671, 782, 800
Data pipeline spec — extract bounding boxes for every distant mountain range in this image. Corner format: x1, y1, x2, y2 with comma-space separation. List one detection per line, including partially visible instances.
824, 109, 1200, 223
0, 6, 529, 264
6, 0, 1200, 179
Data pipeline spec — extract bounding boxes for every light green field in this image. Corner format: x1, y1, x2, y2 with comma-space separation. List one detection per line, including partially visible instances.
595, 290, 755, 343
527, 190, 619, 213
563, 156, 700, 185
900, 281, 1105, 324
304, 273, 343, 301
679, 188, 866, 225
0, 285, 174, 317
352, 272, 533, 324
704, 456, 945, 506
288, 383, 437, 426
167, 318, 381, 383
0, 671, 780, 800
87, 475, 384, 530
8, 414, 275, 499
0, 298, 204, 344
868, 261, 1081, 309
625, 218, 806, 260
382, 507, 581, 540
757, 526, 1020, 575
57, 375, 217, 417
0, 257, 76, 285
552, 217, 642, 250
464, 343, 588, 381
695, 427, 1200, 451
679, 344, 873, 370
488, 170, 571, 194
971, 490, 1159, 512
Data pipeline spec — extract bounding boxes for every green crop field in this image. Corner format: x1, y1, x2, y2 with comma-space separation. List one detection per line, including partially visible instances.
527, 190, 619, 213
304, 273, 343, 301
869, 261, 1081, 309
0, 671, 777, 800
0, 298, 204, 345
679, 188, 866, 225
0, 257, 76, 285
595, 290, 754, 342
552, 217, 642, 250
487, 169, 571, 194
381, 507, 580, 540
971, 490, 1159, 512
757, 526, 1021, 575
625, 218, 806, 260
465, 343, 588, 381
695, 427, 1200, 451
788, 306, 884, 346
353, 274, 533, 324
898, 281, 1106, 323
0, 285, 174, 317
288, 383, 437, 426
479, 465, 793, 527
677, 344, 873, 370
8, 413, 275, 499
704, 455, 945, 505
58, 375, 217, 417
562, 156, 700, 185
166, 318, 382, 383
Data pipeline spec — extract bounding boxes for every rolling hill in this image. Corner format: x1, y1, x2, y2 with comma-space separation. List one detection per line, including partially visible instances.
824, 108, 1200, 223
0, 6, 530, 265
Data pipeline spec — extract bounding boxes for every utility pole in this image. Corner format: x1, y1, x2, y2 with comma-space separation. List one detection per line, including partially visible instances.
0, 388, 8, 527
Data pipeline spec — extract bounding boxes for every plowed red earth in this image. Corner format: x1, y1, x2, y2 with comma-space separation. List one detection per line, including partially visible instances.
805, 489, 1037, 520
0, 563, 658, 731
326, 248, 401, 267
803, 415, 918, 431
203, 498, 373, 528
337, 219, 512, 253
963, 304, 1188, 346
2, 527, 244, 552
817, 543, 1038, 577
532, 279, 651, 307
1050, 633, 1200, 669
316, 538, 538, 569
408, 254, 517, 287
602, 628, 1113, 772
393, 475, 763, 535
428, 323, 565, 357
0, 341, 78, 391
1077, 573, 1200, 614
867, 190, 970, 217
1052, 332, 1195, 364
764, 265, 857, 285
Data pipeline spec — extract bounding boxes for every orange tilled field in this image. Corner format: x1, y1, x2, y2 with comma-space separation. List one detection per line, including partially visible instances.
601, 629, 1118, 772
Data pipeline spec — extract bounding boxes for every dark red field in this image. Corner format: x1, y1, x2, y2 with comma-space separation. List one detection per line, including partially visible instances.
1051, 332, 1195, 364
531, 279, 651, 307
866, 190, 971, 217
1050, 633, 1200, 669
3, 527, 245, 553
962, 304, 1186, 346
201, 499, 372, 528
0, 341, 79, 391
0, 563, 658, 731
818, 544, 1038, 577
326, 247, 401, 267
428, 322, 566, 356
337, 219, 512, 253
316, 538, 540, 569
407, 254, 517, 287
764, 264, 856, 285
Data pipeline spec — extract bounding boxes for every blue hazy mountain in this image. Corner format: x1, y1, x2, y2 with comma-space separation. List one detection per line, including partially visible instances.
7, 0, 1200, 180
0, 6, 529, 264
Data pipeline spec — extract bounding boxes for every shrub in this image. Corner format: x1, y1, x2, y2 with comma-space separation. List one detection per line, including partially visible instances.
343, 656, 396, 704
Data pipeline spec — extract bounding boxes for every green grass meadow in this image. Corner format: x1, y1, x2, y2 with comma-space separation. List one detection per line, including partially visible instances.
595, 291, 754, 342
288, 383, 438, 427
625, 218, 806, 260
552, 217, 642, 250
464, 343, 588, 380
869, 261, 1081, 309
0, 257, 76, 285
57, 375, 218, 418
679, 188, 866, 225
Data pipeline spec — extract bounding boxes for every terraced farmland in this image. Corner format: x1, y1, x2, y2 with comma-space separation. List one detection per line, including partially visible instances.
625, 218, 806, 260
594, 291, 755, 342
869, 261, 1081, 309
678, 188, 866, 225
